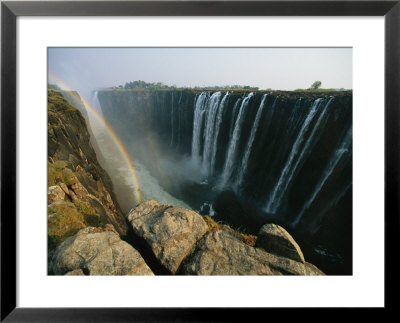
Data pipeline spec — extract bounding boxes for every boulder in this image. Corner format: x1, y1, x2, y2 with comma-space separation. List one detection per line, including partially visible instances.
58, 182, 70, 195
48, 185, 66, 204
127, 200, 208, 274
183, 231, 306, 275
70, 181, 89, 201
51, 227, 154, 276
256, 223, 305, 263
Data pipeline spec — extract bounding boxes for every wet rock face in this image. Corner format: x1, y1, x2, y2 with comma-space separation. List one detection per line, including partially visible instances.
51, 226, 153, 276
182, 231, 307, 275
127, 200, 208, 274
256, 223, 305, 263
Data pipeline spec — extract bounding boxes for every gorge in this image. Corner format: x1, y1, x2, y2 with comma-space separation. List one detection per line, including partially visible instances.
96, 89, 352, 274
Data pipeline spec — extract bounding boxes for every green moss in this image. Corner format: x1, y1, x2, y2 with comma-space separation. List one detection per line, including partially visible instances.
73, 201, 104, 228
51, 123, 62, 130
48, 162, 77, 187
48, 204, 86, 252
48, 90, 78, 113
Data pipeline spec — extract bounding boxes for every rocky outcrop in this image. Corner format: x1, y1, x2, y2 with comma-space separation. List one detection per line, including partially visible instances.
127, 200, 208, 274
126, 201, 324, 275
256, 223, 305, 263
48, 90, 128, 253
51, 226, 153, 276
182, 231, 307, 275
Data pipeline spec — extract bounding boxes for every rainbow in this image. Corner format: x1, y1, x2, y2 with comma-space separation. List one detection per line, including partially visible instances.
48, 75, 142, 204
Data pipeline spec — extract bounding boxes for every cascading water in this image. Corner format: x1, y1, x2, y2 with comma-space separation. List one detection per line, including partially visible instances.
219, 92, 254, 188
201, 92, 223, 175
264, 97, 334, 215
234, 94, 268, 190
210, 92, 229, 176
170, 92, 174, 146
293, 124, 353, 227
191, 92, 209, 162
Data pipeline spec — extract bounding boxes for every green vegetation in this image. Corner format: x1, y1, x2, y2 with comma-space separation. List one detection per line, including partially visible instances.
48, 196, 105, 252
112, 80, 259, 91
48, 162, 78, 187
107, 80, 352, 95
48, 204, 86, 251
115, 80, 178, 90
293, 88, 348, 93
193, 85, 259, 91
73, 201, 103, 228
48, 90, 77, 112
310, 80, 322, 89
48, 83, 61, 90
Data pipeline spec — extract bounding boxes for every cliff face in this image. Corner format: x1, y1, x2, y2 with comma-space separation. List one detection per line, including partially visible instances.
47, 90, 128, 255
98, 90, 195, 155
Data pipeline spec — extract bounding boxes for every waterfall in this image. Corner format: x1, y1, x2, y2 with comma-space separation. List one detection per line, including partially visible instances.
265, 97, 335, 214
229, 99, 242, 136
170, 92, 174, 146
191, 92, 209, 162
177, 92, 183, 148
234, 94, 268, 190
201, 92, 223, 175
219, 92, 254, 189
292, 125, 352, 226
210, 92, 230, 176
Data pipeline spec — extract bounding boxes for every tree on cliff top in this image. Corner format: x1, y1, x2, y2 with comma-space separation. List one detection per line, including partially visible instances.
310, 81, 322, 89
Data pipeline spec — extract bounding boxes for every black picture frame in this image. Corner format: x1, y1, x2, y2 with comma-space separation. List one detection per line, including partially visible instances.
1, 0, 398, 320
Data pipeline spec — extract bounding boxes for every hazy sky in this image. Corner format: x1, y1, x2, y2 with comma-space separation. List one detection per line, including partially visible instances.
48, 47, 352, 96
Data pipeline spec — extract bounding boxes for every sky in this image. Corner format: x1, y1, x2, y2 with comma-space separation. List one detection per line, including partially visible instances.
48, 47, 352, 97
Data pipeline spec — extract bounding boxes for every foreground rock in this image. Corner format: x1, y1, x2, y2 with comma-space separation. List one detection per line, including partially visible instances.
183, 231, 308, 275
256, 223, 305, 263
127, 200, 208, 274
51, 226, 153, 275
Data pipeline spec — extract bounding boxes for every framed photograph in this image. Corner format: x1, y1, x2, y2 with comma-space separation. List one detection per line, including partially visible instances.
1, 0, 398, 320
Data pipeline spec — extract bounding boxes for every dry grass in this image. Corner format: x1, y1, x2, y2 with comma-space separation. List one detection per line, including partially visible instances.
202, 215, 257, 247
48, 162, 78, 187
203, 215, 220, 232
